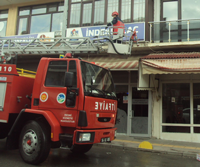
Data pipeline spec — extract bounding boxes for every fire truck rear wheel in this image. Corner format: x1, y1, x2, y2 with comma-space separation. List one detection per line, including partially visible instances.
19, 120, 51, 165
70, 144, 93, 154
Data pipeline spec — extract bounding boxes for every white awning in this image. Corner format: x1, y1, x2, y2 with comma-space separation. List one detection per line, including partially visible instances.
141, 58, 200, 74
83, 57, 139, 70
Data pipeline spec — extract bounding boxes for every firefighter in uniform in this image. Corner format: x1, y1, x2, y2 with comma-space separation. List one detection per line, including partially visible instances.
106, 11, 125, 42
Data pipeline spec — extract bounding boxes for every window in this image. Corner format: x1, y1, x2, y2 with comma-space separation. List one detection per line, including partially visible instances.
69, 3, 81, 27
133, 0, 145, 22
162, 83, 190, 133
0, 10, 8, 37
69, 0, 145, 28
107, 0, 118, 23
94, 0, 105, 26
121, 0, 131, 23
17, 2, 64, 35
45, 61, 67, 87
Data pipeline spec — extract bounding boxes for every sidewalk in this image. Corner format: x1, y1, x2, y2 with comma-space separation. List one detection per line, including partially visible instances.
97, 135, 200, 159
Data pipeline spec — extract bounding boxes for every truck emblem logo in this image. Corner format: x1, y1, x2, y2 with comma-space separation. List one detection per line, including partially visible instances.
40, 92, 48, 102
57, 93, 66, 104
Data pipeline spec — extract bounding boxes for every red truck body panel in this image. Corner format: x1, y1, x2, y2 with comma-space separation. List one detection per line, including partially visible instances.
0, 64, 34, 122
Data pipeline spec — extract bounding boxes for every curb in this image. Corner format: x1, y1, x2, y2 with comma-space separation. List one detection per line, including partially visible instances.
95, 142, 197, 159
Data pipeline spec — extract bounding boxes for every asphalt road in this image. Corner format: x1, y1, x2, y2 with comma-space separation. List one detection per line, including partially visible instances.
0, 139, 200, 167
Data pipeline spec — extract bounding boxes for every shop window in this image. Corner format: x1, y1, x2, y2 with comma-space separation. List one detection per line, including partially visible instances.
193, 83, 200, 124
0, 10, 8, 37
17, 2, 64, 35
162, 126, 190, 133
162, 83, 190, 124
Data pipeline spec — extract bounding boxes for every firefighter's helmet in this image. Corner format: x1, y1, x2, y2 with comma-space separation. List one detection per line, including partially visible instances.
112, 11, 118, 16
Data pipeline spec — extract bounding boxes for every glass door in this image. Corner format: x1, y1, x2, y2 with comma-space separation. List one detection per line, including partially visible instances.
161, 0, 179, 42
130, 87, 149, 136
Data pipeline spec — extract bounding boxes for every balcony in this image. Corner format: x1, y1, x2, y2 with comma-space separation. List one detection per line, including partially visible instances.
132, 19, 200, 55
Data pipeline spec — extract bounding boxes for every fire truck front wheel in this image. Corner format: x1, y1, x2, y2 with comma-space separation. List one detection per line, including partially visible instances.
70, 144, 93, 154
19, 120, 51, 165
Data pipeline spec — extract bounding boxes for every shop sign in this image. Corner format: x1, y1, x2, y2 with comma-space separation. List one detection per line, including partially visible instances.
1, 32, 55, 43
66, 22, 145, 41
132, 99, 148, 105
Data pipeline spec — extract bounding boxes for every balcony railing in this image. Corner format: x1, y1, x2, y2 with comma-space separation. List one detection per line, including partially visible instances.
149, 19, 200, 43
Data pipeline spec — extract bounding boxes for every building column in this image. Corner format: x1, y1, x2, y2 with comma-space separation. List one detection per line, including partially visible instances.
6, 6, 18, 36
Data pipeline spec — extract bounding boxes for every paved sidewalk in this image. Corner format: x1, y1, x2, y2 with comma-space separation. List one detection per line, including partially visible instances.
97, 135, 200, 159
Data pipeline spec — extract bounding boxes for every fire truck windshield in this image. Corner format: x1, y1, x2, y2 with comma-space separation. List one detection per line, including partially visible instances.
81, 61, 116, 99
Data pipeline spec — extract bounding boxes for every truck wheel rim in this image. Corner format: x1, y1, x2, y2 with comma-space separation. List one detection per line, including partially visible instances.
22, 130, 38, 155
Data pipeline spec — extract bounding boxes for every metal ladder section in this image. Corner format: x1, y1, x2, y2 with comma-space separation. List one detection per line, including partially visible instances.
0, 27, 134, 56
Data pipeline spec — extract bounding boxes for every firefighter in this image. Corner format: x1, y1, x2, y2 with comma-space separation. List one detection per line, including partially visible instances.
106, 11, 125, 43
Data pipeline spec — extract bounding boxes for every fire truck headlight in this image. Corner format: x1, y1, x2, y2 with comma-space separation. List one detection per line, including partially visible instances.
79, 133, 91, 142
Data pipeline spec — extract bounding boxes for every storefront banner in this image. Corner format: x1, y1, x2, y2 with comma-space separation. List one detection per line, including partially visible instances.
66, 22, 145, 41
1, 32, 55, 43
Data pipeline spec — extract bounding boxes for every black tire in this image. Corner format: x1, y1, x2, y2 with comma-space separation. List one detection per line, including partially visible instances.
19, 120, 51, 165
70, 144, 93, 154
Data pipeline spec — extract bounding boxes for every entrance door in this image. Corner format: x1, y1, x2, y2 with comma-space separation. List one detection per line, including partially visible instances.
130, 87, 150, 136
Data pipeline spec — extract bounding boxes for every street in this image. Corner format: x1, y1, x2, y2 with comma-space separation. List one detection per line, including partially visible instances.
0, 139, 200, 167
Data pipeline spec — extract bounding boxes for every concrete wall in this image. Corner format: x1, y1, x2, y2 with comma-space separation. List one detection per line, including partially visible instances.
0, 0, 63, 36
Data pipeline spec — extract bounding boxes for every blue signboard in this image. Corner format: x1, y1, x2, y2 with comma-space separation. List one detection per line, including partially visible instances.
66, 22, 145, 41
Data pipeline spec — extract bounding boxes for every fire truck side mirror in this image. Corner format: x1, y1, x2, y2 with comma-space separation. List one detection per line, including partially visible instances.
64, 72, 74, 87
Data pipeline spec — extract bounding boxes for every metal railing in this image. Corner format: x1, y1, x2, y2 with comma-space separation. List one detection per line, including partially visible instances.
17, 68, 36, 78
149, 19, 200, 43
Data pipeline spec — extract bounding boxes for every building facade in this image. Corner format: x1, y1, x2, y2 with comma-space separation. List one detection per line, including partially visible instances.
1, 0, 200, 143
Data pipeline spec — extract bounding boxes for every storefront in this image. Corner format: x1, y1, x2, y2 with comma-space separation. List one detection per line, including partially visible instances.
139, 53, 200, 142
83, 56, 152, 137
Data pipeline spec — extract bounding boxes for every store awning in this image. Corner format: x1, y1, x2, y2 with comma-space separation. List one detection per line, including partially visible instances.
138, 52, 200, 90
140, 53, 200, 74
83, 57, 139, 70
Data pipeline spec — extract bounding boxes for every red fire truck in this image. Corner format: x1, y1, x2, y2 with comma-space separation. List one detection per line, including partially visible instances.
0, 57, 117, 165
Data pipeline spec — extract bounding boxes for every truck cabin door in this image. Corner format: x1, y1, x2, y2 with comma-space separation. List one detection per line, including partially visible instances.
39, 60, 79, 127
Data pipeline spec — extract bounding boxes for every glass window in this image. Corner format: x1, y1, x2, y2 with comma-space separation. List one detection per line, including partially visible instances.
0, 10, 8, 19
58, 3, 64, 11
48, 4, 57, 12
71, 0, 81, 2
133, 0, 145, 22
32, 5, 47, 15
163, 1, 178, 21
111, 71, 129, 83
18, 18, 28, 35
121, 0, 131, 23
30, 14, 51, 33
182, 0, 200, 19
94, 0, 105, 26
107, 0, 118, 23
162, 83, 190, 124
193, 83, 200, 124
45, 61, 67, 87
82, 3, 92, 26
19, 7, 30, 16
52, 13, 63, 32
70, 3, 81, 27
0, 20, 7, 37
